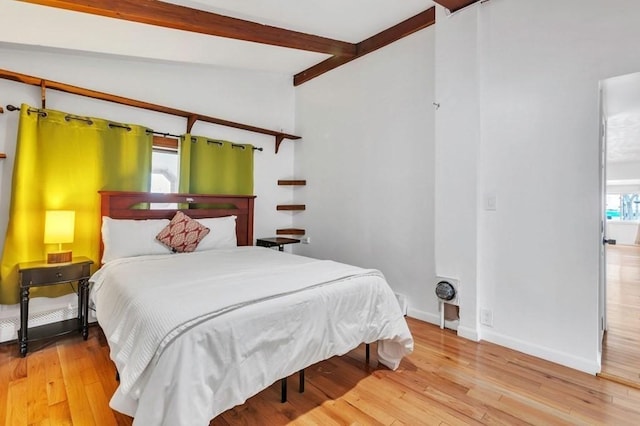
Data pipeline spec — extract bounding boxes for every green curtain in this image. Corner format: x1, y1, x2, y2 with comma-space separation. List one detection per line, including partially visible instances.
0, 104, 152, 304
178, 134, 254, 195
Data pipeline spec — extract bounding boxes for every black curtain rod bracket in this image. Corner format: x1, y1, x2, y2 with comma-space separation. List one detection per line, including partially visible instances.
148, 129, 181, 138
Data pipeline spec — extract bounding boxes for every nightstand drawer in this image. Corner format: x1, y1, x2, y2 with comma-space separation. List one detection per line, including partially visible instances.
20, 262, 91, 287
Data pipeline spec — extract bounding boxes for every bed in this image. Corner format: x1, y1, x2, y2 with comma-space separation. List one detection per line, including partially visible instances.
90, 191, 414, 425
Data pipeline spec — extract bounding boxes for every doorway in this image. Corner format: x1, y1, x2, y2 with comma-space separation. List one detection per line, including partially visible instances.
599, 72, 640, 388
600, 245, 640, 387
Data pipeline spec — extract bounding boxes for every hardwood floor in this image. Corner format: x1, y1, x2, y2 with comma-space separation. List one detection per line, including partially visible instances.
600, 244, 640, 388
3, 318, 640, 425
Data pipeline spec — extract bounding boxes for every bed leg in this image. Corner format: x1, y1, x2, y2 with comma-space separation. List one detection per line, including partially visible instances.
281, 377, 287, 403
365, 343, 370, 365
299, 369, 305, 393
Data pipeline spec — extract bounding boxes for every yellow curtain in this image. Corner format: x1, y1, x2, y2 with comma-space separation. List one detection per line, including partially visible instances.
0, 105, 152, 304
179, 134, 254, 195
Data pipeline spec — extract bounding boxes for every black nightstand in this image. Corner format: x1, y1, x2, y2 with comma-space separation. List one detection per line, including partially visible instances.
256, 237, 300, 252
18, 256, 93, 356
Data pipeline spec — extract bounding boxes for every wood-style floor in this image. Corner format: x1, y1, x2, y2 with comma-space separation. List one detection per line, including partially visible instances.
600, 244, 640, 388
3, 317, 640, 425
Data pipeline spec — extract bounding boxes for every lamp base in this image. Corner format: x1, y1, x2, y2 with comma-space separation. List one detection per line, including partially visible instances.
47, 251, 72, 264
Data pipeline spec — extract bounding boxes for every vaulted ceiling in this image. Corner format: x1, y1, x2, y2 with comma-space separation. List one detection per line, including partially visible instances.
14, 0, 480, 85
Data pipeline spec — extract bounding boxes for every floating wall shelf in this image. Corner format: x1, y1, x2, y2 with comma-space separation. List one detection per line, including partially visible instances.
0, 67, 301, 153
276, 228, 305, 236
276, 178, 306, 237
277, 204, 306, 211
278, 180, 306, 186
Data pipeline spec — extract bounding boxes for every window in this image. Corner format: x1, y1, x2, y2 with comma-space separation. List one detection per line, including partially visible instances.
606, 193, 640, 221
151, 149, 179, 210
151, 149, 178, 193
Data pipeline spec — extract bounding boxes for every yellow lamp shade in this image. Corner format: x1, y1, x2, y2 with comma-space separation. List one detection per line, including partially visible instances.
44, 211, 75, 263
44, 210, 75, 244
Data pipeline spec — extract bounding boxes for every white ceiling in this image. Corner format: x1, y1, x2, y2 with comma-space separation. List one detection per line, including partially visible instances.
165, 0, 435, 43
0, 0, 435, 76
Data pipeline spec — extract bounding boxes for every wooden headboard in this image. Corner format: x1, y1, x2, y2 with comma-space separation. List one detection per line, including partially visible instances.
99, 191, 256, 255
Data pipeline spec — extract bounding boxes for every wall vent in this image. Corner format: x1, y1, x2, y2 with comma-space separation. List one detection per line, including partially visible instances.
435, 276, 460, 330
435, 276, 460, 306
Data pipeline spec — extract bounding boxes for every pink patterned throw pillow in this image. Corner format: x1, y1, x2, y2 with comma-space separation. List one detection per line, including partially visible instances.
156, 211, 210, 253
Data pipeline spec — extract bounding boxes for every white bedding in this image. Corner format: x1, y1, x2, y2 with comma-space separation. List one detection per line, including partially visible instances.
90, 246, 413, 425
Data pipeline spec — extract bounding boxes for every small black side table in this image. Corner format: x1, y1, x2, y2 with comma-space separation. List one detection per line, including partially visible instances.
256, 237, 300, 252
18, 256, 93, 356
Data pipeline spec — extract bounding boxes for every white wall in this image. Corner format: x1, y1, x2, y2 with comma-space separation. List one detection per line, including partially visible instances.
294, 29, 436, 317
0, 44, 296, 339
434, 4, 481, 341
294, 0, 640, 375
439, 0, 640, 373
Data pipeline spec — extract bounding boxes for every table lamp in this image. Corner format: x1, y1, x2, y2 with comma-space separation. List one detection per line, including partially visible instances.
44, 210, 75, 263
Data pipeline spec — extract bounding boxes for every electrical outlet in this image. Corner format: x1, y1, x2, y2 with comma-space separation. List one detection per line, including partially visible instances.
300, 236, 310, 244
484, 193, 497, 211
480, 308, 493, 327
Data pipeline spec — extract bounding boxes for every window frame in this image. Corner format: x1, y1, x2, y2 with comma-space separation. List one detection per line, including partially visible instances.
151, 136, 179, 194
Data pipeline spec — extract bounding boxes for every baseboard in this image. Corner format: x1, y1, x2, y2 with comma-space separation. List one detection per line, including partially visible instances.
481, 328, 600, 375
407, 307, 599, 374
407, 307, 461, 334
407, 307, 439, 325
456, 325, 479, 342
408, 307, 480, 341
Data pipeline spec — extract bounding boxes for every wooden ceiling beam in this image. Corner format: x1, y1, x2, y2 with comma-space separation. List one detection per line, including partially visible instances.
19, 0, 357, 57
357, 7, 437, 57
432, 0, 481, 13
294, 7, 435, 86
293, 56, 354, 87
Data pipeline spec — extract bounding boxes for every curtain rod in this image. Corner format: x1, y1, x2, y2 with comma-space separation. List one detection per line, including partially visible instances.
0, 68, 299, 153
5, 105, 263, 151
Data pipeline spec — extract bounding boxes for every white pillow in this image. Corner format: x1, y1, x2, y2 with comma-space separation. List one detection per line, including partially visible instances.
102, 217, 172, 263
195, 215, 237, 251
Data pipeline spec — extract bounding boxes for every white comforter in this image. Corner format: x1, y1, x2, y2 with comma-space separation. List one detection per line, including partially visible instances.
91, 246, 413, 425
